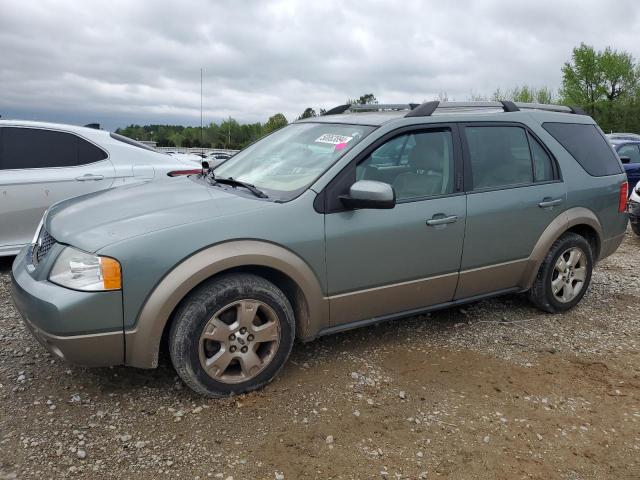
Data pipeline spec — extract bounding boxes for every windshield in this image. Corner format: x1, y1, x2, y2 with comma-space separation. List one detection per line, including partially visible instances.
213, 123, 374, 198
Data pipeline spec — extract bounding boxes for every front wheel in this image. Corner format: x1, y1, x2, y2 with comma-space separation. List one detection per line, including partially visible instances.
169, 273, 295, 397
631, 222, 640, 236
528, 233, 593, 313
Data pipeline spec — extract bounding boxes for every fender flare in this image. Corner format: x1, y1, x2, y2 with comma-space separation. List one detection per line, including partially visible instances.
124, 240, 328, 368
521, 207, 603, 289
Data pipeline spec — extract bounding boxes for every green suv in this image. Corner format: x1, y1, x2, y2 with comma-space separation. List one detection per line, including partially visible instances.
11, 101, 628, 397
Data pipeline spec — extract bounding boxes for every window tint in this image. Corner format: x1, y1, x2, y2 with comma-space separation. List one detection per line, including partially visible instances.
465, 126, 533, 189
542, 122, 623, 176
1, 127, 77, 169
529, 134, 554, 182
617, 144, 640, 164
358, 130, 454, 200
78, 137, 108, 164
0, 127, 107, 170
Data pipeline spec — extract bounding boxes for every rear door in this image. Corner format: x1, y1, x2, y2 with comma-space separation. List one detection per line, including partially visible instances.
0, 127, 115, 250
455, 123, 566, 299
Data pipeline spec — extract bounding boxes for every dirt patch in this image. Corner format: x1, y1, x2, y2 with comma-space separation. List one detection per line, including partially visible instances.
1, 233, 640, 479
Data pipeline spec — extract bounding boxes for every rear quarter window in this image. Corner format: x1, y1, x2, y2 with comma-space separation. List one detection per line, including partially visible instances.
542, 122, 622, 176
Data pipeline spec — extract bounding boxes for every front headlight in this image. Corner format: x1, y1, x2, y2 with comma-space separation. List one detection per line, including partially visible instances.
49, 247, 121, 291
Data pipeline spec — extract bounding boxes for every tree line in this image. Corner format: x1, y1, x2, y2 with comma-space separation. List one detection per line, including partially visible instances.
116, 43, 640, 149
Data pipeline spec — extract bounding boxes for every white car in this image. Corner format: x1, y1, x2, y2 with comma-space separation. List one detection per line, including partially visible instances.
0, 120, 203, 256
628, 182, 640, 236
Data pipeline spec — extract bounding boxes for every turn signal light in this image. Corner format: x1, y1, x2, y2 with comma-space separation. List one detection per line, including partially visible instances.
100, 257, 122, 290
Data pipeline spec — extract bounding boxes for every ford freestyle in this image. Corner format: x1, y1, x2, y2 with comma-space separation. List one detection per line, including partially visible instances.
11, 101, 628, 397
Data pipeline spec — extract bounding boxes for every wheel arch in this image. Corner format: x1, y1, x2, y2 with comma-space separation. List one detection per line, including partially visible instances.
522, 207, 603, 289
124, 240, 328, 368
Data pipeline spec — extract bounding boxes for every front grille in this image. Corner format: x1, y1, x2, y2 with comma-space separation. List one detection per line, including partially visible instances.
32, 229, 55, 265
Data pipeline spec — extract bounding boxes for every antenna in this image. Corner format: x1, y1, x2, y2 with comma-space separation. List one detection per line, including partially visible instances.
200, 68, 203, 152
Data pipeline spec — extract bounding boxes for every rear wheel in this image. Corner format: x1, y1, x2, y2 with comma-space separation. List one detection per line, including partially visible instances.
631, 222, 640, 236
528, 233, 593, 313
169, 273, 295, 397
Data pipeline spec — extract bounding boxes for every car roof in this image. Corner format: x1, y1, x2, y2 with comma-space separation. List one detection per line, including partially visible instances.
609, 138, 640, 146
295, 102, 594, 127
0, 119, 110, 137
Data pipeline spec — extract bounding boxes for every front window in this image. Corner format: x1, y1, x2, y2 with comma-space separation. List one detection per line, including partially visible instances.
213, 123, 374, 199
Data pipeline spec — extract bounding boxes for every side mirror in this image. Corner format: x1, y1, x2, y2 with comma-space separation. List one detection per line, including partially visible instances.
339, 180, 396, 210
620, 156, 631, 164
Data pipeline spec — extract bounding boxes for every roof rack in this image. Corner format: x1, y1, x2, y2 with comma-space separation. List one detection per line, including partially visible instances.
323, 103, 419, 115
323, 101, 587, 117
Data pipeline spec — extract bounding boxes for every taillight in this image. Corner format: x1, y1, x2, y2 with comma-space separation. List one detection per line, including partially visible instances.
619, 181, 628, 212
167, 169, 202, 177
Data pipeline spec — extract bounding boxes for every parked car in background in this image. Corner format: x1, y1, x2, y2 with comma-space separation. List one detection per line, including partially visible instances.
0, 120, 203, 256
607, 135, 640, 190
167, 151, 207, 164
608, 132, 640, 142
628, 182, 640, 235
11, 101, 628, 397
205, 151, 233, 168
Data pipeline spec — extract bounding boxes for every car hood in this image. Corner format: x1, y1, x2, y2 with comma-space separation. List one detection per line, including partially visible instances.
45, 177, 274, 252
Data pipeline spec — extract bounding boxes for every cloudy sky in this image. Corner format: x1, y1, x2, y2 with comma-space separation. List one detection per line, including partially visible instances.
1, 0, 639, 130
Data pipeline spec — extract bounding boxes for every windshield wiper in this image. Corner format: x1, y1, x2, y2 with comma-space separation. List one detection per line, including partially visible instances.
207, 173, 268, 199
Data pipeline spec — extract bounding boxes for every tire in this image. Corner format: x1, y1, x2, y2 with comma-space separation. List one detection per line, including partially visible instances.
631, 222, 640, 236
528, 232, 593, 313
169, 273, 295, 397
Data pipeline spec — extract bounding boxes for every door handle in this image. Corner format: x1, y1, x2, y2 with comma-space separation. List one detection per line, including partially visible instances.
538, 197, 563, 208
426, 215, 458, 226
75, 174, 104, 181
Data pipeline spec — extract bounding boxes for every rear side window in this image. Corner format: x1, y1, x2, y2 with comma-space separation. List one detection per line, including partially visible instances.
529, 134, 554, 182
78, 137, 108, 164
465, 126, 534, 189
542, 123, 622, 176
0, 127, 107, 170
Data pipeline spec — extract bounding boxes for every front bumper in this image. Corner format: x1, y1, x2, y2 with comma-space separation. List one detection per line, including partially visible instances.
10, 246, 124, 367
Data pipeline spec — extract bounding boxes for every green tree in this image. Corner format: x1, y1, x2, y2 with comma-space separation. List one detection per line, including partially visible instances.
298, 107, 317, 119
491, 85, 556, 104
561, 43, 603, 114
348, 93, 378, 105
264, 113, 288, 133
560, 43, 638, 115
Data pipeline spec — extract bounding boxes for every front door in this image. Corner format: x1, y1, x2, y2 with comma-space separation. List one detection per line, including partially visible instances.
323, 125, 466, 326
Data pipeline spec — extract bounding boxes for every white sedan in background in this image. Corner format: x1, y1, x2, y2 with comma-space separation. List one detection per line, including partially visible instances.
0, 120, 203, 256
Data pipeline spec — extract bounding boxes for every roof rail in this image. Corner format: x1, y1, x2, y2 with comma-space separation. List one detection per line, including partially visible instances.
323, 101, 589, 118
403, 101, 589, 118
323, 103, 419, 115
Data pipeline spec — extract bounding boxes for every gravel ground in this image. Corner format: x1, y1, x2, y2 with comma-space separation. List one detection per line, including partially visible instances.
1, 232, 639, 479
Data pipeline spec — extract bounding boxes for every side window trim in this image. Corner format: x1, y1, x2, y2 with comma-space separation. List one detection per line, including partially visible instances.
459, 121, 562, 193
315, 123, 463, 214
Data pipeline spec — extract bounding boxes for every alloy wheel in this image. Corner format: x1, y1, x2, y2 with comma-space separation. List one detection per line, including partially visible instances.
198, 299, 281, 384
551, 247, 588, 303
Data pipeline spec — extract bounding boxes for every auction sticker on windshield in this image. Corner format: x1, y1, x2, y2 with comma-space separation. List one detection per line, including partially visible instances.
315, 134, 353, 145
